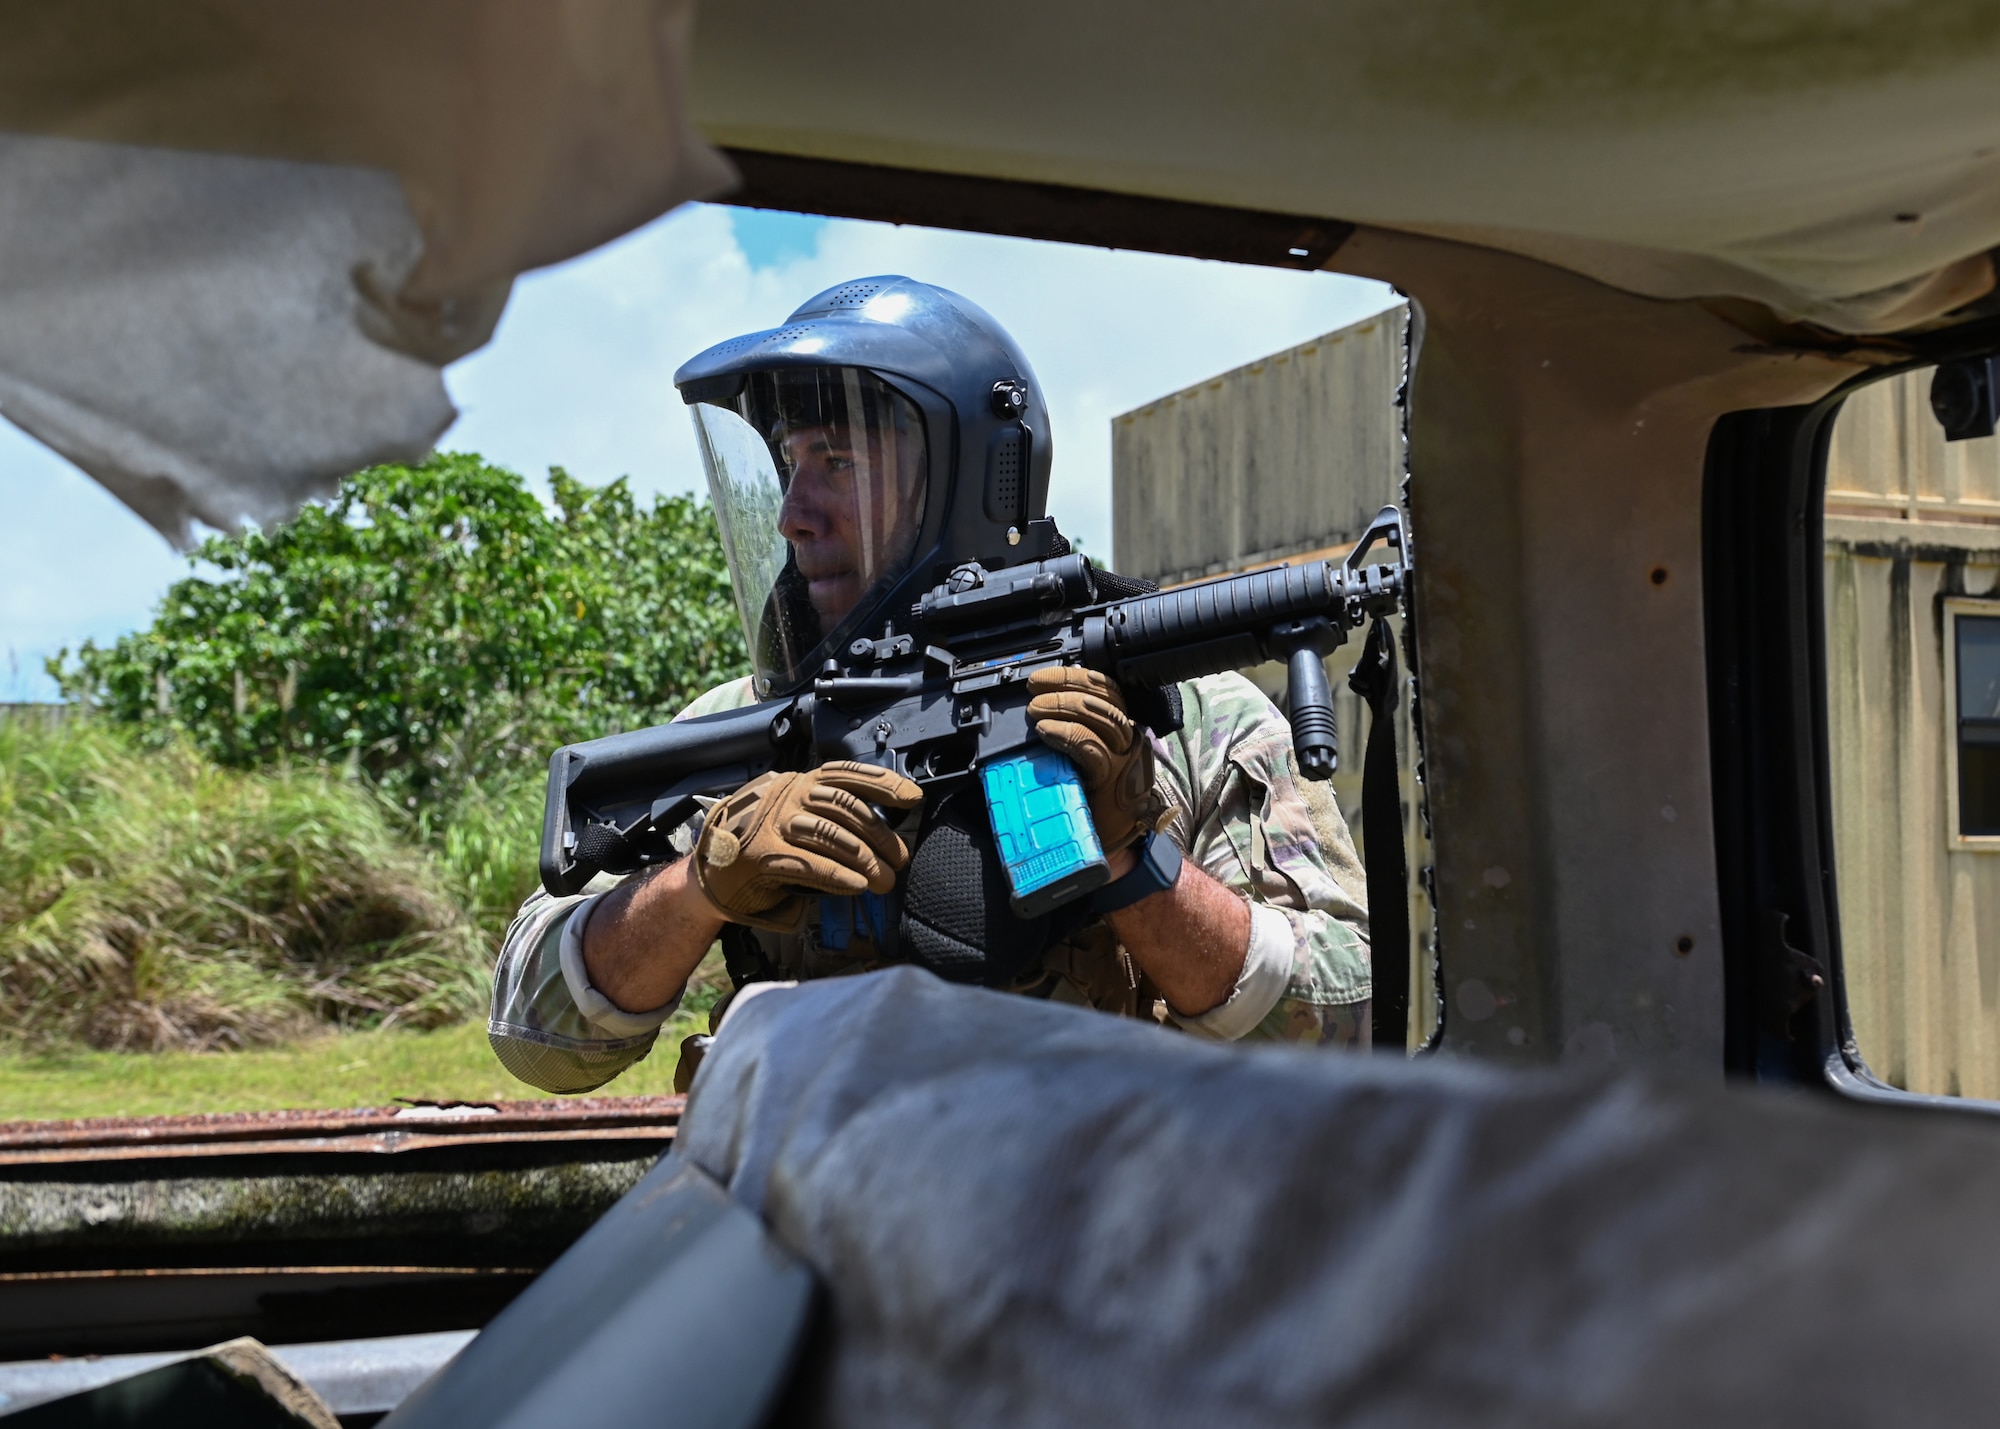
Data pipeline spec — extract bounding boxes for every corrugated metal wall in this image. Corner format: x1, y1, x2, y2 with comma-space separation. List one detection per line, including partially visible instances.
1827, 370, 2000, 524
1109, 306, 1434, 1047
1113, 308, 1406, 586
1826, 370, 2000, 1098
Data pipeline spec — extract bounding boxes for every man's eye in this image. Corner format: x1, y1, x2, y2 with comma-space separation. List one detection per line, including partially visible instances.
826, 454, 855, 474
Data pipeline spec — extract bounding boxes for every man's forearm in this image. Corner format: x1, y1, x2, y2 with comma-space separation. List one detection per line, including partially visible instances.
580, 837, 1251, 1020
1103, 846, 1251, 1018
580, 858, 728, 1014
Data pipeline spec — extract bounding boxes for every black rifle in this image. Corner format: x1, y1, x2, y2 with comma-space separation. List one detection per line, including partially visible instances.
541, 505, 1408, 920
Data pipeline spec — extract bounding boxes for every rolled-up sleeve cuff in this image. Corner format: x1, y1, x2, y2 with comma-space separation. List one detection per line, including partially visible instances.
1170, 902, 1293, 1041
557, 896, 684, 1038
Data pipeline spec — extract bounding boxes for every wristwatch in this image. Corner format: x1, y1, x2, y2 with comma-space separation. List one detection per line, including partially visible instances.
1090, 828, 1183, 915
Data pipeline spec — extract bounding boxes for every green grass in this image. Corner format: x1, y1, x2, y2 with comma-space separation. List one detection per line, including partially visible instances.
0, 1005, 714, 1121
0, 716, 735, 1121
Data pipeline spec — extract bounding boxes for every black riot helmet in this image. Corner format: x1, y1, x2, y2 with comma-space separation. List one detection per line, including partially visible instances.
675, 276, 1053, 697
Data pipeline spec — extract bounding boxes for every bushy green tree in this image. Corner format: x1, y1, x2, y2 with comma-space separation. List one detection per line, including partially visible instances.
52, 453, 749, 812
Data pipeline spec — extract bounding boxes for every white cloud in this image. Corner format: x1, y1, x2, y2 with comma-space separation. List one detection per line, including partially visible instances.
0, 203, 1396, 698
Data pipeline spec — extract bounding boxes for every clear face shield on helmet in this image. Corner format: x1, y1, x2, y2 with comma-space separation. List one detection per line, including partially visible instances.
690, 367, 929, 695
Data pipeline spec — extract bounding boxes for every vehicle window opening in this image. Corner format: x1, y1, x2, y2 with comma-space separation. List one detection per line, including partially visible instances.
0, 210, 1422, 1363
1953, 611, 2000, 836
1820, 359, 2000, 1105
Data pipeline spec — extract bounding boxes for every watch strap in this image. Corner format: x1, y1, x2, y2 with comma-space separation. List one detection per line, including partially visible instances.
1090, 829, 1183, 915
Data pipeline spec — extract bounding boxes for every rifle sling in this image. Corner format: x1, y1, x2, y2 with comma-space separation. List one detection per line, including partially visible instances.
1349, 615, 1409, 1055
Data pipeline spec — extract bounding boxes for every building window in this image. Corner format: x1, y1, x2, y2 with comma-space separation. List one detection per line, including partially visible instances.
1956, 610, 2000, 837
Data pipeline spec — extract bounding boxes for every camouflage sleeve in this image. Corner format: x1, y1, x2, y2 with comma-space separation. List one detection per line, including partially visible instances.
675, 675, 759, 718
485, 677, 761, 1091
1152, 672, 1372, 1046
486, 878, 680, 1093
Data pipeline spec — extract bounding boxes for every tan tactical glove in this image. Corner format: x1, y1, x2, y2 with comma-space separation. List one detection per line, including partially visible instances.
693, 762, 923, 931
1027, 666, 1163, 853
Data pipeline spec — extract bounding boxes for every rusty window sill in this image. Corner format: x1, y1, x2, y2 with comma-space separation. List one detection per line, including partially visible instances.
0, 1097, 683, 1167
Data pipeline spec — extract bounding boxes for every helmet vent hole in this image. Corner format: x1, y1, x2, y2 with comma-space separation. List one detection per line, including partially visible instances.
825, 283, 885, 307
763, 324, 815, 345
988, 429, 1022, 523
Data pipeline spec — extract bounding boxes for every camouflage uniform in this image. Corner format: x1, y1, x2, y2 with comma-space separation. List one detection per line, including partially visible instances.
488, 672, 1372, 1093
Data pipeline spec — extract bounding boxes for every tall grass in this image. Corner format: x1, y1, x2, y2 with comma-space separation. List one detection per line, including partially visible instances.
407, 725, 548, 940
0, 717, 487, 1051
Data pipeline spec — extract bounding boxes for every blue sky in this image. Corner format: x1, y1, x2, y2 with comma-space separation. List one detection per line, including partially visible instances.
0, 205, 1395, 700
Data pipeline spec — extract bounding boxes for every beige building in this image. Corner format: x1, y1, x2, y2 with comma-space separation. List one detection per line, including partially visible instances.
1825, 371, 2000, 1100
1110, 306, 1435, 1047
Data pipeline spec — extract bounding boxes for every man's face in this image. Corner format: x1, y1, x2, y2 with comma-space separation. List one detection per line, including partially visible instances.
778, 419, 923, 628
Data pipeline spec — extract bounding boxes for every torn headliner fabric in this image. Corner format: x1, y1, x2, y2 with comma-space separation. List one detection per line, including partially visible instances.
0, 0, 731, 544
0, 136, 451, 548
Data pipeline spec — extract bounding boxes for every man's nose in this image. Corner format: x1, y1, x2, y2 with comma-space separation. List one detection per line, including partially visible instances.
778, 471, 821, 541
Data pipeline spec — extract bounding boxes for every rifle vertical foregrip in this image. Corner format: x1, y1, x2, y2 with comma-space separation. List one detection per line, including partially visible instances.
1287, 646, 1338, 780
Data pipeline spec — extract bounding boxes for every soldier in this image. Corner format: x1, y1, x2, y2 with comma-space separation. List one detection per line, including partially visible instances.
488, 277, 1373, 1094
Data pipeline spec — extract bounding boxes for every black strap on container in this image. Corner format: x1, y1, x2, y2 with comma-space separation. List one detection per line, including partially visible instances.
1348, 615, 1408, 1054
